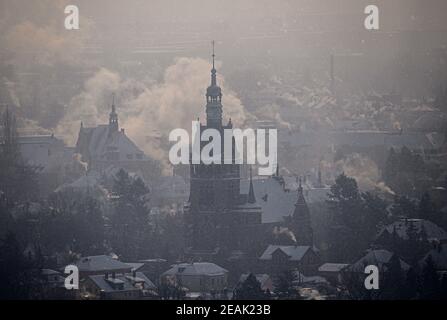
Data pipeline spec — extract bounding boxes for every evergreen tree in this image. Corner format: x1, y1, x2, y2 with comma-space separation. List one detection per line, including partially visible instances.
420, 255, 440, 299
0, 232, 39, 299
391, 195, 418, 219
274, 269, 298, 299
381, 253, 404, 299
109, 169, 151, 260
234, 273, 266, 300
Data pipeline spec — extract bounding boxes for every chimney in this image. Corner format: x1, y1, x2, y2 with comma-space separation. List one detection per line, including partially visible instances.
132, 270, 136, 278
105, 273, 109, 279
112, 272, 116, 279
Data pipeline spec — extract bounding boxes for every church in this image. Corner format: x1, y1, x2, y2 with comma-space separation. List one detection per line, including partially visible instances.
74, 97, 153, 177
184, 47, 315, 261
184, 48, 263, 260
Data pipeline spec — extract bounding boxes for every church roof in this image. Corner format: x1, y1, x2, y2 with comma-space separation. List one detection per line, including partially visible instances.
240, 176, 329, 224
77, 124, 147, 162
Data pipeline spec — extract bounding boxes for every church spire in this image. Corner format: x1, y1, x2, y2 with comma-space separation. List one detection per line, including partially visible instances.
212, 40, 215, 70
109, 93, 119, 133
295, 176, 306, 207
210, 40, 217, 87
290, 175, 313, 246
248, 166, 256, 204
206, 41, 223, 128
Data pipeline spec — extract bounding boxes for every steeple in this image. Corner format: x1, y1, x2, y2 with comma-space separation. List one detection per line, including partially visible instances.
211, 40, 216, 86
290, 176, 313, 245
109, 94, 118, 133
206, 40, 223, 128
295, 177, 306, 208
248, 166, 256, 204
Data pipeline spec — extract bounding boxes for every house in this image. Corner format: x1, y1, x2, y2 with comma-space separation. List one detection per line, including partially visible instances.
17, 135, 75, 194
376, 218, 447, 244
83, 271, 157, 300
259, 245, 321, 275
17, 135, 67, 170
345, 249, 410, 274
161, 262, 228, 294
318, 263, 349, 284
74, 255, 132, 278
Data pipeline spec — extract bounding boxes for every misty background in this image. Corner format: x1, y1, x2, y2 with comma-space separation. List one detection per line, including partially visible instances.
0, 0, 447, 176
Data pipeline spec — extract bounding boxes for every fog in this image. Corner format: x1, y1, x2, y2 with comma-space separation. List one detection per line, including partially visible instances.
1, 0, 447, 176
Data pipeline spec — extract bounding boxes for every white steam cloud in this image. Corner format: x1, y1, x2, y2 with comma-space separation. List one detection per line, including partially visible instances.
55, 57, 250, 174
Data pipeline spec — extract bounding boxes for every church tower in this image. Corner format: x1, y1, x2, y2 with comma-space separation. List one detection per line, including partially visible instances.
206, 41, 223, 128
289, 178, 314, 246
184, 42, 262, 259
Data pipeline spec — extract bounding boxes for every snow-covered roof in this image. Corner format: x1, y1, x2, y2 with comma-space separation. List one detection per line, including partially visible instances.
41, 269, 61, 276
88, 272, 156, 292
240, 177, 295, 223
162, 262, 228, 277
78, 125, 147, 162
347, 249, 410, 272
75, 255, 132, 273
293, 271, 329, 285
318, 263, 349, 273
125, 263, 145, 272
259, 245, 313, 262
240, 176, 327, 223
377, 218, 447, 242
54, 170, 108, 196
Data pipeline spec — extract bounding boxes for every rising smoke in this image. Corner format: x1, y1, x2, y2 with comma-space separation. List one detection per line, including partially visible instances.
55, 57, 250, 173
